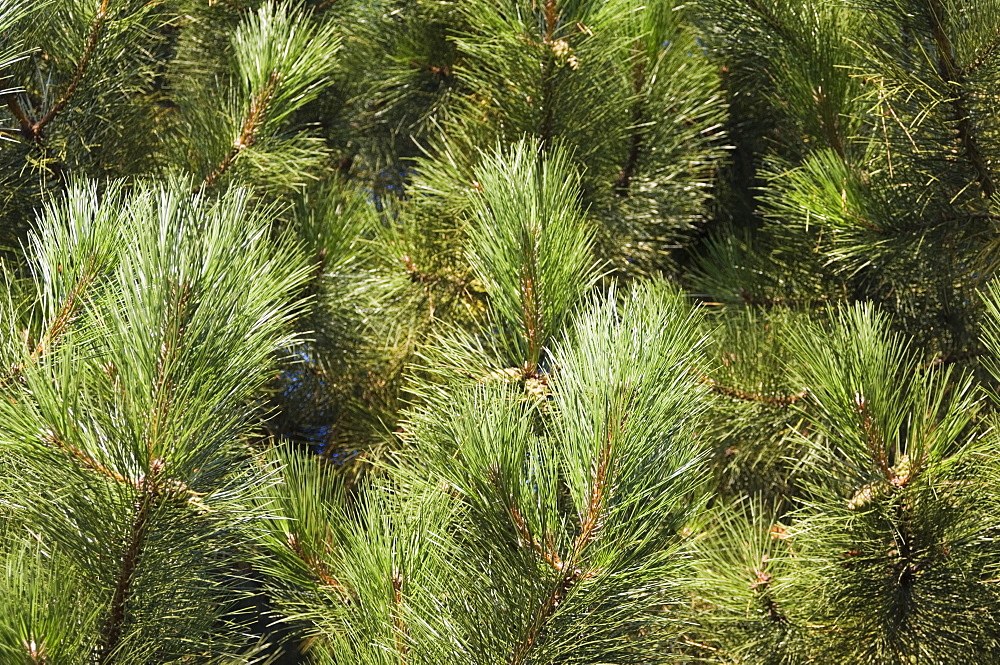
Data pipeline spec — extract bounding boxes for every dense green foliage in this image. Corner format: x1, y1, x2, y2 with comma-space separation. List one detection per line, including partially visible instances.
3, 0, 1000, 663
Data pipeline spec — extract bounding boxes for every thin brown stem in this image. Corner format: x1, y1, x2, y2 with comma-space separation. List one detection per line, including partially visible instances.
198, 70, 281, 192
509, 564, 582, 665
509, 406, 620, 665
391, 571, 409, 665
576, 430, 613, 552
45, 431, 136, 486
0, 259, 99, 390
4, 0, 111, 145
2, 92, 35, 140
543, 0, 558, 42
749, 562, 788, 623
147, 282, 191, 453
854, 392, 891, 481
703, 376, 807, 407
520, 257, 542, 376
928, 0, 995, 199
31, 0, 110, 142
97, 458, 164, 665
286, 532, 352, 601
508, 496, 563, 570
535, 0, 560, 149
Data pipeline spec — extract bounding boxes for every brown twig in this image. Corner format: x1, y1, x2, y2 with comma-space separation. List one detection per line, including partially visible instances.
854, 392, 891, 481
614, 53, 646, 196
45, 430, 136, 487
509, 500, 563, 571
33, 0, 109, 140
929, 0, 995, 199
147, 282, 192, 453
749, 563, 788, 623
0, 259, 99, 390
543, 0, 558, 41
1, 93, 35, 140
508, 408, 619, 665
535, 0, 561, 149
702, 375, 807, 407
286, 531, 352, 601
576, 430, 613, 552
520, 255, 543, 376
5, 0, 109, 144
97, 458, 164, 665
391, 571, 409, 665
198, 70, 281, 192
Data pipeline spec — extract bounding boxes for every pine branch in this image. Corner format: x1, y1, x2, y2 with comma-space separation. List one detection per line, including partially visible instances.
0, 257, 100, 389
520, 258, 543, 376
703, 376, 806, 407
97, 458, 164, 665
613, 56, 646, 197
509, 564, 582, 665
509, 411, 616, 665
33, 0, 109, 140
3, 0, 110, 144
852, 391, 891, 481
749, 563, 787, 623
928, 0, 996, 198
891, 499, 918, 592
45, 430, 135, 486
31, 267, 94, 361
575, 424, 613, 553
538, 57, 557, 149
148, 282, 192, 449
1, 92, 34, 140
391, 571, 409, 665
198, 69, 281, 191
285, 532, 352, 601
96, 279, 195, 661
543, 0, 558, 42
507, 498, 563, 570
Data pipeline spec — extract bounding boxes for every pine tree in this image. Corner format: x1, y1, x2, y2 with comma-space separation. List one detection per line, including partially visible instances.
4, 1, 1000, 664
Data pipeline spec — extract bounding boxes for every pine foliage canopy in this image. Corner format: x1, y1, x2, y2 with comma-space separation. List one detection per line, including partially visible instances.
3, 1, 1000, 664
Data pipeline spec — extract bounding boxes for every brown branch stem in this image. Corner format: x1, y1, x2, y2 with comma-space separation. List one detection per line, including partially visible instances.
520, 257, 542, 376
509, 499, 563, 571
0, 260, 99, 390
97, 459, 163, 665
286, 532, 351, 601
703, 376, 807, 407
33, 0, 109, 141
5, 0, 109, 144
929, 0, 996, 199
854, 392, 891, 481
509, 407, 620, 665
198, 70, 281, 192
615, 50, 646, 196
543, 0, 558, 41
147, 282, 192, 453
391, 571, 409, 665
2, 92, 35, 140
46, 431, 135, 486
